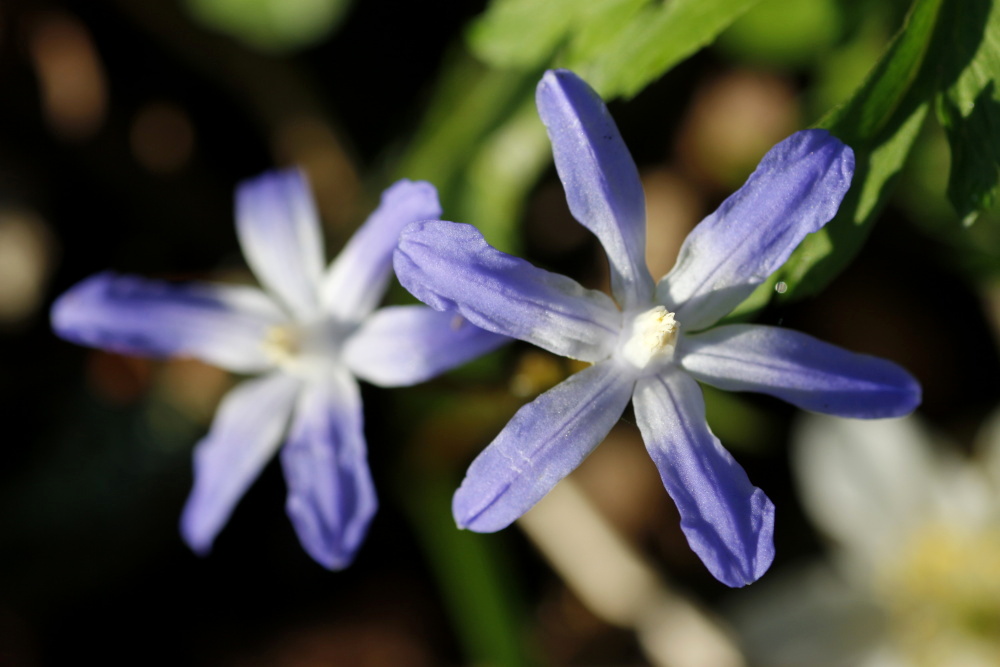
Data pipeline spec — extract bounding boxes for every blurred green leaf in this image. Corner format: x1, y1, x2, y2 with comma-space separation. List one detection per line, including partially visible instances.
467, 0, 579, 68
458, 101, 553, 253
395, 53, 541, 253
808, 17, 899, 117
183, 0, 351, 53
565, 0, 761, 98
759, 0, 944, 302
716, 0, 843, 68
405, 469, 534, 667
396, 388, 535, 667
932, 0, 1000, 225
471, 0, 759, 99
406, 0, 759, 258
761, 0, 1000, 302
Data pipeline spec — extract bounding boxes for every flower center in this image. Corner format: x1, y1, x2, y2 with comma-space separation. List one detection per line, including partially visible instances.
878, 523, 1000, 664
262, 325, 300, 366
618, 305, 680, 370
261, 319, 350, 377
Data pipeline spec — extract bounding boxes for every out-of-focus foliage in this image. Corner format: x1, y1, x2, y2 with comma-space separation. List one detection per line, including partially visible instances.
935, 0, 1000, 226
183, 0, 352, 52
715, 0, 843, 68
468, 0, 760, 98
769, 0, 942, 303
402, 0, 759, 255
9, 0, 1000, 664
741, 0, 1000, 305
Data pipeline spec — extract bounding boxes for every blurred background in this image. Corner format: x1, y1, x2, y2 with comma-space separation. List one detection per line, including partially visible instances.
2, 0, 1000, 665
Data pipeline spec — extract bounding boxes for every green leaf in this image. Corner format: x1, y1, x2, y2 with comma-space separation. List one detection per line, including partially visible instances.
470, 0, 760, 99
769, 102, 929, 301
467, 0, 580, 69
715, 0, 844, 68
395, 53, 540, 252
932, 0, 1000, 225
759, 0, 944, 302
458, 101, 553, 253
396, 387, 536, 667
183, 0, 350, 52
404, 469, 533, 667
822, 0, 942, 144
565, 0, 761, 98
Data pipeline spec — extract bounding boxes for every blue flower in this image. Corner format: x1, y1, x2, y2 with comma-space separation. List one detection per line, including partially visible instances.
52, 170, 507, 569
393, 69, 921, 587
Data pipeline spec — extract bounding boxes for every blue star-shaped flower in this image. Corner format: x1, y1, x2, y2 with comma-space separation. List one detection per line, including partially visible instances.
394, 69, 921, 587
52, 170, 506, 568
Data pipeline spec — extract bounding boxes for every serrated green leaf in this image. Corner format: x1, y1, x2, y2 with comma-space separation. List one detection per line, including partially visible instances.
932, 0, 1000, 224
565, 0, 760, 98
757, 0, 944, 303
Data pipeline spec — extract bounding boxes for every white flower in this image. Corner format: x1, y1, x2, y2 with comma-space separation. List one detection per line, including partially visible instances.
727, 412, 1000, 667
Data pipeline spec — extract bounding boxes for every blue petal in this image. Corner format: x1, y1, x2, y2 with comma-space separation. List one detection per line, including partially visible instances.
344, 305, 509, 387
236, 169, 326, 321
453, 361, 635, 532
633, 370, 775, 587
180, 372, 302, 554
280, 369, 377, 570
680, 324, 921, 418
322, 180, 442, 321
395, 221, 621, 362
537, 69, 654, 310
658, 130, 855, 331
51, 271, 286, 373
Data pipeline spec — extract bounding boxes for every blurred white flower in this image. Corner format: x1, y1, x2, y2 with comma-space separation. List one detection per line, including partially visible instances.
726, 412, 1000, 667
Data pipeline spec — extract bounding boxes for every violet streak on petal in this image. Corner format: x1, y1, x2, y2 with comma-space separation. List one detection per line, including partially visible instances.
280, 369, 377, 570
50, 271, 286, 373
322, 180, 442, 321
395, 220, 621, 362
344, 305, 509, 388
453, 360, 635, 532
180, 372, 302, 554
235, 169, 326, 321
680, 324, 921, 418
659, 129, 855, 331
633, 370, 775, 587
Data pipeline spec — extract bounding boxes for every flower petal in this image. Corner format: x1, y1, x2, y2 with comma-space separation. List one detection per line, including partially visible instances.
344, 305, 509, 387
395, 221, 621, 362
453, 360, 634, 532
322, 180, 442, 321
659, 130, 855, 330
633, 370, 775, 587
536, 69, 654, 310
680, 324, 921, 418
235, 169, 326, 321
280, 369, 377, 570
180, 372, 302, 554
51, 271, 286, 373
791, 413, 940, 570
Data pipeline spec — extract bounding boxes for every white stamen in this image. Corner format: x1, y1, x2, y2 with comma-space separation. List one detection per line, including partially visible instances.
619, 306, 679, 370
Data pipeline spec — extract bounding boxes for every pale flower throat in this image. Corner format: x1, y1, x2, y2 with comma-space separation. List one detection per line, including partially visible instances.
261, 319, 349, 377
618, 305, 680, 371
